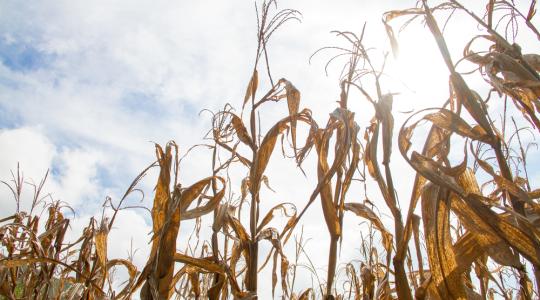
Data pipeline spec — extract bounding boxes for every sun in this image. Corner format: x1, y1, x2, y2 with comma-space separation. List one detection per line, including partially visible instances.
384, 27, 453, 111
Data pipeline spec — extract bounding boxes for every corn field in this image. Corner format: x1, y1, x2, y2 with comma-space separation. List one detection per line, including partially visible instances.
2, 0, 540, 299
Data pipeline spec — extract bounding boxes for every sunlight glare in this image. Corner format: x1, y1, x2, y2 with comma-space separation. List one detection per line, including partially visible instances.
385, 26, 451, 112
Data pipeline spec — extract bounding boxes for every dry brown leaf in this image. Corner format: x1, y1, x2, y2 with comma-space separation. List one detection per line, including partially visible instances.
257, 203, 296, 233
250, 109, 311, 196
243, 69, 258, 110
283, 79, 301, 161
107, 259, 138, 299
421, 184, 468, 299
298, 288, 313, 300
423, 109, 491, 143
344, 202, 392, 252
180, 177, 226, 220
231, 114, 255, 150
141, 143, 177, 300
174, 253, 224, 274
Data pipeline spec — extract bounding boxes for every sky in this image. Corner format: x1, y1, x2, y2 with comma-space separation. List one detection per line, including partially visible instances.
1, 0, 538, 298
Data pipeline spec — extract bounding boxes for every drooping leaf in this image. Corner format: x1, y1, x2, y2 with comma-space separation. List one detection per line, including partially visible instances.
283, 79, 301, 161
180, 177, 226, 220
231, 113, 255, 150
243, 69, 259, 110
250, 109, 312, 195
344, 202, 392, 253
421, 184, 468, 299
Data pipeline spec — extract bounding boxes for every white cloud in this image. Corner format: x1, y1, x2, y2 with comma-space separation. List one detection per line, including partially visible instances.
107, 209, 152, 268
0, 127, 55, 213
0, 127, 55, 181
54, 147, 104, 207
0, 127, 109, 211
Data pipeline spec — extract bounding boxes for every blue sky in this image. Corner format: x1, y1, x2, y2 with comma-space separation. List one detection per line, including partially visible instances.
0, 40, 52, 72
1, 0, 538, 298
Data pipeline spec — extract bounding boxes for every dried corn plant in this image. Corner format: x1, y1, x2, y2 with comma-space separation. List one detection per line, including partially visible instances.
0, 166, 139, 299
2, 0, 540, 299
383, 0, 540, 299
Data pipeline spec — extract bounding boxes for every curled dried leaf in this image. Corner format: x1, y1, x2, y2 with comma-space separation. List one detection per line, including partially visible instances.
231, 114, 255, 150
344, 202, 392, 252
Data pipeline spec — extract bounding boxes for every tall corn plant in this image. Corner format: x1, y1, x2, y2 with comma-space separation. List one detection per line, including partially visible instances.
383, 0, 540, 298
209, 1, 306, 297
